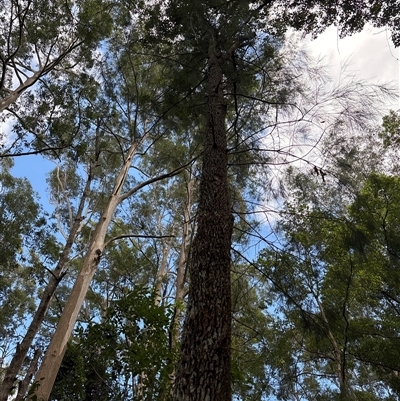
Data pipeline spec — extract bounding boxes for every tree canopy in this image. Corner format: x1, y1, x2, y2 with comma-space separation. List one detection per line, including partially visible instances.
0, 1, 399, 401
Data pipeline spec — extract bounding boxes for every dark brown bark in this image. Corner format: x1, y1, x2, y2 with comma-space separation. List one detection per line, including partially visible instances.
0, 173, 92, 401
173, 31, 234, 401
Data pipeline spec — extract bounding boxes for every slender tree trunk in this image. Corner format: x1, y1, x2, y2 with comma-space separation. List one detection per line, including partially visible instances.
171, 174, 194, 349
14, 349, 42, 401
163, 173, 193, 401
0, 172, 92, 401
135, 233, 174, 399
317, 299, 355, 400
173, 31, 234, 401
155, 234, 174, 305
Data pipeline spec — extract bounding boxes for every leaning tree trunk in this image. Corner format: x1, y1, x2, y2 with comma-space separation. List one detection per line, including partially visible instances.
14, 349, 42, 401
29, 140, 142, 401
28, 137, 190, 401
173, 30, 234, 401
0, 171, 92, 401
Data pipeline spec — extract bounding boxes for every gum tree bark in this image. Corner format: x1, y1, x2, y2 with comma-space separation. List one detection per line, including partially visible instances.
28, 136, 191, 400
173, 29, 234, 401
30, 140, 141, 401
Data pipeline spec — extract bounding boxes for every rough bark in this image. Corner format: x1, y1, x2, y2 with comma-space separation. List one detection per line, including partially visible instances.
173, 31, 234, 401
0, 172, 92, 401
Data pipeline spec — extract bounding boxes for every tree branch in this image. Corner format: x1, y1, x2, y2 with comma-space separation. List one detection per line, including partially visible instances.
104, 234, 175, 248
119, 155, 199, 202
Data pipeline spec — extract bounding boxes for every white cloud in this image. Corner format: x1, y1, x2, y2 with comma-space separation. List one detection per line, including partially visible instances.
303, 24, 399, 111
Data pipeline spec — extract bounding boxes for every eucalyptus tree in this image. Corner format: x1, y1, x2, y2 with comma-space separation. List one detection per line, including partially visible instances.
0, 7, 199, 397
0, 66, 104, 401
48, 124, 200, 400
27, 27, 201, 401
2, 19, 163, 398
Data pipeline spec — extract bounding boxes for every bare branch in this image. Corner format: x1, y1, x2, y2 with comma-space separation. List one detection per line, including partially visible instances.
104, 234, 175, 248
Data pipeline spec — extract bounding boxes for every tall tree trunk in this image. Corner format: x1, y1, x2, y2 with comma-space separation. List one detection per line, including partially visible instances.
14, 349, 42, 401
29, 138, 189, 400
164, 173, 193, 401
155, 234, 174, 306
173, 31, 234, 401
29, 141, 142, 401
0, 172, 92, 401
135, 232, 174, 399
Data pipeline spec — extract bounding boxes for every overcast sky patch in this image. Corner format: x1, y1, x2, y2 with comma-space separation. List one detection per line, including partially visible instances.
303, 24, 399, 111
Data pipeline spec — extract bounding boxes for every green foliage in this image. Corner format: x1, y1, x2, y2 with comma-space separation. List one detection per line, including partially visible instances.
2, 1, 398, 400
256, 170, 400, 399
281, 0, 400, 47
0, 159, 43, 333
231, 265, 273, 400
350, 174, 400, 255
51, 287, 175, 401
0, 0, 112, 97
380, 110, 400, 148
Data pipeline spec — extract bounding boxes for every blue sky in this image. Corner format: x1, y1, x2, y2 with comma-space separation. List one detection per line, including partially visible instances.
11, 154, 55, 211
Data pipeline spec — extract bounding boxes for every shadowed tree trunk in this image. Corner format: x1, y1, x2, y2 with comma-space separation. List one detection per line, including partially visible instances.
14, 349, 42, 401
173, 29, 234, 401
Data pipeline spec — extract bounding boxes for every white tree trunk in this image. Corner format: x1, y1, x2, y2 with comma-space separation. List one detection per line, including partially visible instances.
31, 140, 140, 400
